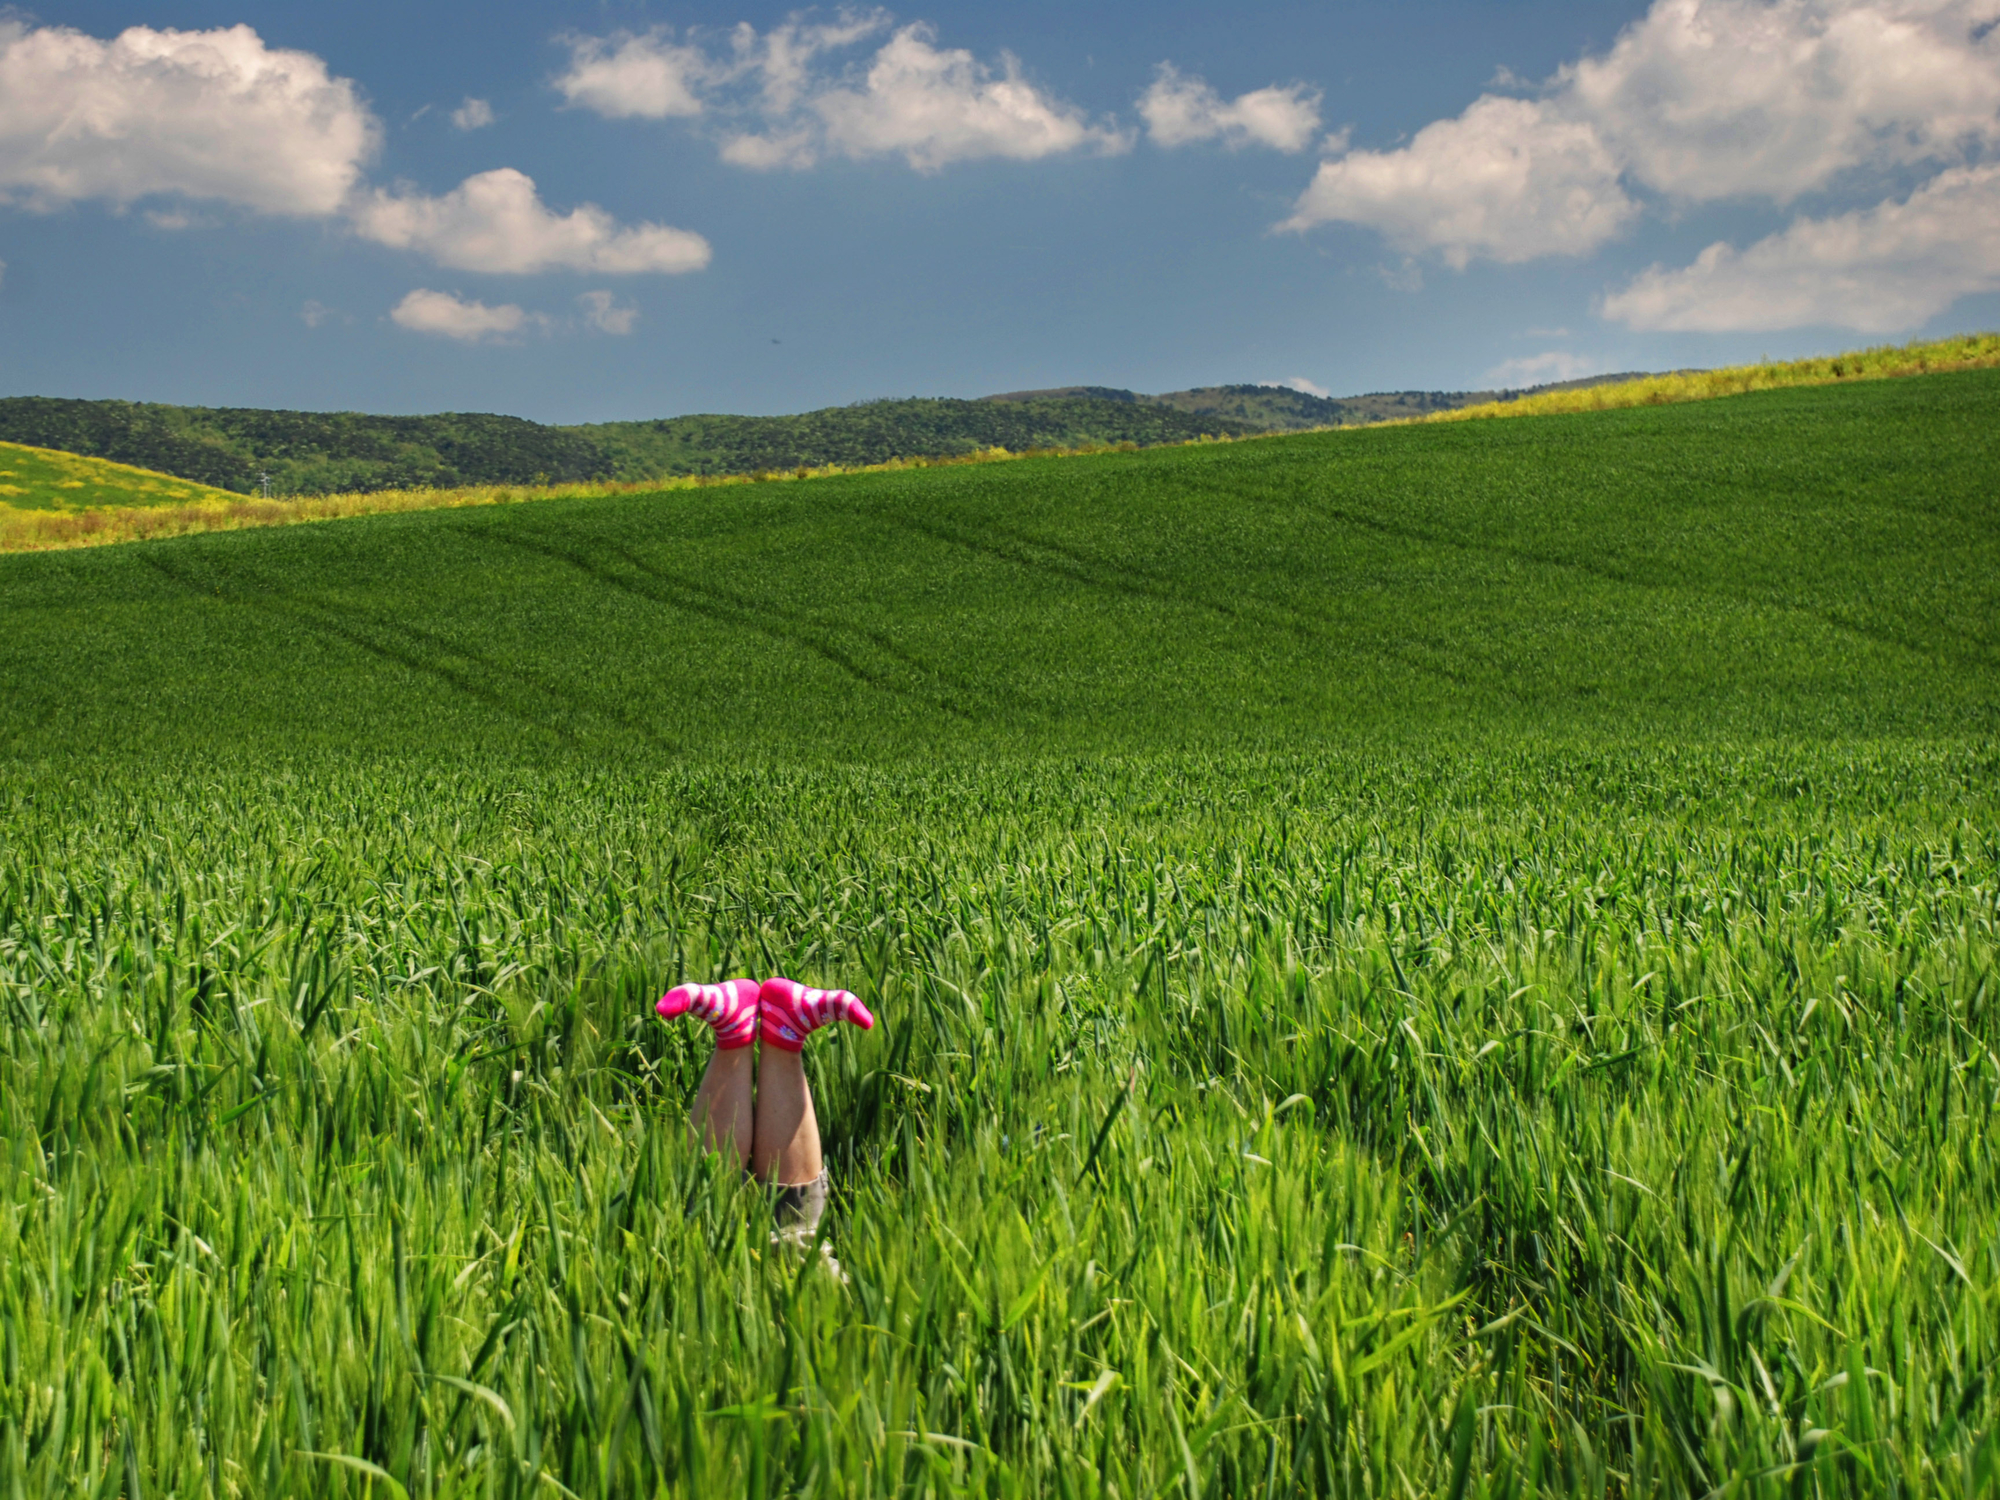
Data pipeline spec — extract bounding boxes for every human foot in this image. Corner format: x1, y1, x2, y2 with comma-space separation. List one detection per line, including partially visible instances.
757, 977, 874, 1052
656, 978, 761, 1050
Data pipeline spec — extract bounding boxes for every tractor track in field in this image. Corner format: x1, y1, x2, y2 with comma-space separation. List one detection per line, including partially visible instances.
1285, 495, 2000, 676
451, 516, 1000, 726
135, 551, 679, 752
887, 508, 1510, 700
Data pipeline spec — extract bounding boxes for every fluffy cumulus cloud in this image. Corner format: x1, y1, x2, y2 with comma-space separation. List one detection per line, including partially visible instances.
390, 288, 539, 342
1603, 163, 2000, 330
351, 168, 712, 274
1283, 95, 1637, 265
1139, 65, 1322, 152
812, 24, 1128, 170
1566, 0, 2000, 203
1284, 0, 2000, 329
560, 14, 1128, 171
0, 21, 377, 214
0, 21, 715, 283
555, 30, 713, 119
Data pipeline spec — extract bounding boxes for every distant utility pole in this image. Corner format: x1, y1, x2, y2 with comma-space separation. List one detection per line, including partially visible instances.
260, 472, 272, 499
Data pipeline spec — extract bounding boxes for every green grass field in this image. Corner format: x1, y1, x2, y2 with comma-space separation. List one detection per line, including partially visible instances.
1, 372, 1997, 1497
4, 371, 1996, 758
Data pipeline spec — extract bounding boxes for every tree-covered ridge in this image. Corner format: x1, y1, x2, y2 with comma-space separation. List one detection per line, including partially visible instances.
0, 394, 1258, 497
0, 371, 1657, 498
0, 398, 614, 496
990, 376, 1654, 431
576, 396, 1257, 479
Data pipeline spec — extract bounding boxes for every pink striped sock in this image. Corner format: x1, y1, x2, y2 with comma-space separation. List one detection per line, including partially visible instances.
758, 977, 874, 1052
656, 978, 761, 1050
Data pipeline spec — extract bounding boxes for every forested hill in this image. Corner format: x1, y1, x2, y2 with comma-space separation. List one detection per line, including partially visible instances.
988, 373, 1652, 430
574, 397, 1258, 481
0, 399, 612, 496
0, 372, 1646, 497
0, 394, 1259, 497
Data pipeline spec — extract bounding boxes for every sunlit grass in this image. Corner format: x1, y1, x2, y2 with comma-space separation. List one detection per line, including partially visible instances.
2, 747, 1995, 1496
5, 367, 1994, 761
7, 333, 1995, 554
0, 443, 1151, 553
2, 359, 1997, 1494
0, 439, 236, 516
1430, 330, 2000, 424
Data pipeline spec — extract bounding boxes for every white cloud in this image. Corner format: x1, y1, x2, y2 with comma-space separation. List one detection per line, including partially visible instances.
1284, 95, 1638, 265
559, 16, 1125, 171
0, 21, 378, 215
555, 29, 713, 119
1565, 0, 2000, 204
731, 13, 894, 114
351, 168, 711, 274
1484, 350, 1609, 385
0, 22, 720, 283
1260, 375, 1332, 397
390, 288, 539, 342
577, 289, 640, 334
1139, 65, 1322, 152
301, 298, 333, 328
1602, 163, 2000, 330
1283, 0, 2000, 301
812, 25, 1129, 170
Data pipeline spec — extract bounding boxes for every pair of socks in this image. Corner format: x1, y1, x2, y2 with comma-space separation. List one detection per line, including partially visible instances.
656, 976, 874, 1052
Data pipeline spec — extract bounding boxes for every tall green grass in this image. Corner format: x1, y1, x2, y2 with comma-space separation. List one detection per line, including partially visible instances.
3, 368, 1997, 1496
3, 747, 1996, 1496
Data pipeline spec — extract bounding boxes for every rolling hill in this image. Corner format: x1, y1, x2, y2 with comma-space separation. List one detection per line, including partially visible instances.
0, 392, 1260, 498
984, 372, 1650, 431
1, 367, 1993, 761
0, 398, 616, 495
0, 373, 1635, 498
575, 394, 1257, 479
0, 438, 238, 512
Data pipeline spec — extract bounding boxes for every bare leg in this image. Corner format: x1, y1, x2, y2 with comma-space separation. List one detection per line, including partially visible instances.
688, 1046, 754, 1169
751, 1047, 824, 1185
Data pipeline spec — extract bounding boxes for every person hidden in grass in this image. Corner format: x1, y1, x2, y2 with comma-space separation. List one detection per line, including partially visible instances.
655, 976, 874, 1262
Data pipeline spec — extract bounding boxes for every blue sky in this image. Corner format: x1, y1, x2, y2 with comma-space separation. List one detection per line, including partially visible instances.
2, 0, 1997, 421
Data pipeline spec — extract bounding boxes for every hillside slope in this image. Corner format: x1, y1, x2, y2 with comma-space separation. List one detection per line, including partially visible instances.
0, 373, 1630, 497
0, 393, 1259, 497
0, 439, 238, 512
0, 398, 614, 495
1, 370, 1994, 761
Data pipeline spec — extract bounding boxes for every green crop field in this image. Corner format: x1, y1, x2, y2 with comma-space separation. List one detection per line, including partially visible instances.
2, 372, 1997, 1498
